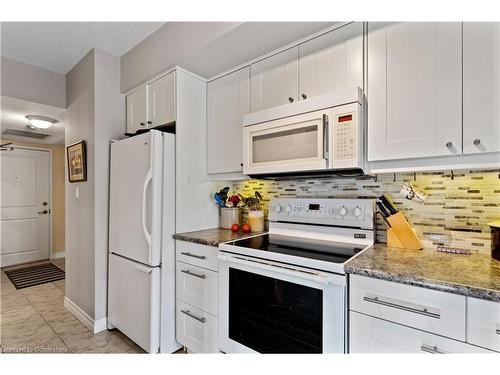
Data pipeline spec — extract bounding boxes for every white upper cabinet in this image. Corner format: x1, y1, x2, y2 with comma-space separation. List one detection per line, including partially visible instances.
126, 85, 148, 134
367, 22, 462, 161
299, 22, 363, 99
250, 47, 299, 112
463, 23, 500, 154
147, 71, 176, 127
207, 67, 250, 174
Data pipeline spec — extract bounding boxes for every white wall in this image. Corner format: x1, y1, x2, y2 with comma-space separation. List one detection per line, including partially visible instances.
65, 48, 124, 325
1, 56, 66, 108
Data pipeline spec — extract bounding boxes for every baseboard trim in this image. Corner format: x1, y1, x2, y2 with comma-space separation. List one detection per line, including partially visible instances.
64, 297, 107, 334
51, 251, 65, 259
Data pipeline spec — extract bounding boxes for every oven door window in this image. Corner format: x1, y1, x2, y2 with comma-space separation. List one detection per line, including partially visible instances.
228, 268, 323, 353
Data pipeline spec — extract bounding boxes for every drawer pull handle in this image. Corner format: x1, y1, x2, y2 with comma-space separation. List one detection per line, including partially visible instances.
180, 251, 206, 260
363, 295, 440, 319
181, 269, 206, 279
496, 329, 500, 335
420, 344, 446, 354
181, 309, 206, 323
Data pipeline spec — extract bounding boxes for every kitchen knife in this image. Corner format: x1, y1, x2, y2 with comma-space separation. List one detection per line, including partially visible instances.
379, 195, 398, 215
383, 193, 399, 213
376, 201, 390, 218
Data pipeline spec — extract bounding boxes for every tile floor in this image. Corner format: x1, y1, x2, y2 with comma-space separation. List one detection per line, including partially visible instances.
1, 258, 145, 354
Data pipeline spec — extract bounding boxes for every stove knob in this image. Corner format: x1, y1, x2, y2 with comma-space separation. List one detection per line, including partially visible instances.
285, 204, 293, 213
274, 204, 282, 213
354, 206, 363, 217
339, 206, 348, 217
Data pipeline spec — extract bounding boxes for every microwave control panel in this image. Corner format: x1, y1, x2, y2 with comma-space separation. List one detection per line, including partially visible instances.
334, 111, 357, 160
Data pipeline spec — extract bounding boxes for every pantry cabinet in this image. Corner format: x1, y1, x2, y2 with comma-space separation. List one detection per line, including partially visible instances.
249, 22, 364, 113
147, 71, 176, 128
207, 67, 250, 174
126, 85, 148, 133
298, 22, 363, 99
126, 71, 176, 134
250, 47, 299, 112
367, 22, 462, 161
463, 22, 500, 154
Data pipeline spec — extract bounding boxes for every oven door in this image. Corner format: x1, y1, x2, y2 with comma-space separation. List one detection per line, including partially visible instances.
218, 251, 346, 354
243, 109, 332, 175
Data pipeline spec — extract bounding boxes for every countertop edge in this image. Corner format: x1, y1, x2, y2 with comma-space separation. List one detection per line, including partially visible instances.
344, 265, 500, 303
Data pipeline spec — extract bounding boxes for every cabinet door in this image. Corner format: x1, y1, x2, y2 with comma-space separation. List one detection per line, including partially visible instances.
463, 22, 500, 154
207, 67, 249, 174
350, 311, 491, 354
147, 71, 176, 127
126, 85, 147, 133
250, 47, 298, 112
367, 22, 462, 161
299, 22, 363, 98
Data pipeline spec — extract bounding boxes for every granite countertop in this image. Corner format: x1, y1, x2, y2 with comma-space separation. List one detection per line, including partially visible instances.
174, 227, 266, 247
345, 243, 500, 302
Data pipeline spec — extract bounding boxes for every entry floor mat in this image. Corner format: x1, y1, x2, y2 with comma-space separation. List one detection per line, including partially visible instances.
4, 262, 65, 289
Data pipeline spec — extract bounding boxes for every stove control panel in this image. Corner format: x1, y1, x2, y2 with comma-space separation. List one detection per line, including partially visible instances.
269, 198, 375, 229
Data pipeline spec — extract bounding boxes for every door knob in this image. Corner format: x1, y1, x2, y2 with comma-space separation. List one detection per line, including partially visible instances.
301, 93, 307, 99
288, 97, 294, 103
38, 210, 48, 215
42, 201, 48, 206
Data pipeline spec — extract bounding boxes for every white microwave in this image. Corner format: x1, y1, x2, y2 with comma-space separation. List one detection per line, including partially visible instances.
242, 87, 364, 177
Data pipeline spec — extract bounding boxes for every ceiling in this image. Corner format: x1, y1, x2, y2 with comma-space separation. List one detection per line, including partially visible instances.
1, 96, 66, 145
1, 22, 165, 74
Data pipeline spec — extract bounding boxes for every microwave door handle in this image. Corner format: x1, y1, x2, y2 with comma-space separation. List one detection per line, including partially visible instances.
323, 114, 329, 160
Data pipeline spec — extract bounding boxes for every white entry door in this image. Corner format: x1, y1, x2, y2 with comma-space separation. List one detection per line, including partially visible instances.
0, 147, 50, 267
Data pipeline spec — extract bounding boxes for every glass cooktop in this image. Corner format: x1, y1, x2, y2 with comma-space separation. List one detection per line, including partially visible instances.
225, 233, 365, 264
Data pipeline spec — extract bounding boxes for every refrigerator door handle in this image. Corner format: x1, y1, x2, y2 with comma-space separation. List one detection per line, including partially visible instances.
142, 168, 153, 248
133, 263, 154, 274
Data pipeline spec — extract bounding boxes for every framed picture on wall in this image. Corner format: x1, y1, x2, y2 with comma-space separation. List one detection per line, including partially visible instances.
67, 140, 87, 183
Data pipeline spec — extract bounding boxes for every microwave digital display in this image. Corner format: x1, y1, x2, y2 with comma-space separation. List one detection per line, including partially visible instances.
338, 114, 353, 123
308, 204, 320, 211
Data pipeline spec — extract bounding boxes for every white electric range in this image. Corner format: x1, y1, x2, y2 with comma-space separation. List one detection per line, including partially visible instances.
218, 198, 375, 354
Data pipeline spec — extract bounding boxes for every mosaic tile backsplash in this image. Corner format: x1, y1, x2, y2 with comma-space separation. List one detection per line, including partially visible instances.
232, 169, 500, 254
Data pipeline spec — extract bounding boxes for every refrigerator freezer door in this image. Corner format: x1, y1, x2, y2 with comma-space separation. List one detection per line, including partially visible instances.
108, 253, 161, 353
109, 131, 163, 266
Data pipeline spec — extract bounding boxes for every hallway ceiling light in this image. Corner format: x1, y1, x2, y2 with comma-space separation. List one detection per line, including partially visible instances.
26, 115, 58, 129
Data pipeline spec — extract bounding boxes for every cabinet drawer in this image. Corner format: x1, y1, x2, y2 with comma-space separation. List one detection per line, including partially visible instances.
467, 297, 500, 352
350, 275, 466, 341
176, 240, 219, 271
176, 261, 218, 316
176, 300, 218, 353
350, 311, 491, 353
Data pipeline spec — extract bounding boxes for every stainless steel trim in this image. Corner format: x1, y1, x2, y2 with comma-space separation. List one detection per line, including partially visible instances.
181, 309, 206, 323
363, 295, 441, 319
181, 269, 206, 279
323, 114, 329, 160
420, 344, 445, 354
180, 251, 206, 260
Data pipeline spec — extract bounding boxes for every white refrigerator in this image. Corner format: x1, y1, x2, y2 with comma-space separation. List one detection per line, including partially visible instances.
108, 130, 180, 353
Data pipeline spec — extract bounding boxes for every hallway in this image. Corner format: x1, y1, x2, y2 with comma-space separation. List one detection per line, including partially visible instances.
0, 260, 144, 353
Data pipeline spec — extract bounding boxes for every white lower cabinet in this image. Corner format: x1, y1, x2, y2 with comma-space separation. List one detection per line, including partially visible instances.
175, 241, 219, 353
350, 312, 492, 353
467, 297, 500, 352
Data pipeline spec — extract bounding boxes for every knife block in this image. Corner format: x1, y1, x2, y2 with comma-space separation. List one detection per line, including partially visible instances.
386, 212, 423, 250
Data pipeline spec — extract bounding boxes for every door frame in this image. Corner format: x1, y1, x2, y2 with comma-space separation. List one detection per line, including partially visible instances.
3, 144, 54, 260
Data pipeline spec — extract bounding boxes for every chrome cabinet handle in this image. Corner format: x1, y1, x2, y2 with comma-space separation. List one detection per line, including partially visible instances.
420, 344, 446, 354
322, 114, 329, 160
38, 210, 48, 214
140, 122, 145, 126
181, 269, 206, 279
363, 295, 440, 319
301, 93, 307, 99
180, 251, 206, 260
473, 139, 481, 146
446, 141, 453, 148
496, 329, 500, 335
288, 97, 294, 103
181, 309, 206, 323
147, 121, 152, 125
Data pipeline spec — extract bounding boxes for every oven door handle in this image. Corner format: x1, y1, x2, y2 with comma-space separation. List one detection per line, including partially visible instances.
219, 253, 336, 286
